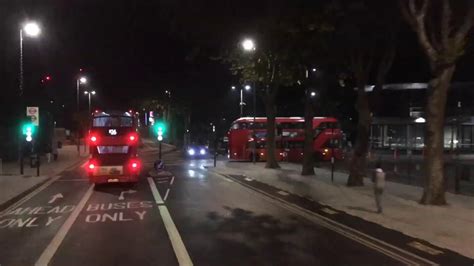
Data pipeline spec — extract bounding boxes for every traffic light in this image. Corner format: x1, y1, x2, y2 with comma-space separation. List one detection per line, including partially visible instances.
153, 121, 167, 141
22, 123, 36, 142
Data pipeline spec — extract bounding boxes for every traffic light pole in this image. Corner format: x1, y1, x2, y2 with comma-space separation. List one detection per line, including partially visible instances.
159, 141, 162, 160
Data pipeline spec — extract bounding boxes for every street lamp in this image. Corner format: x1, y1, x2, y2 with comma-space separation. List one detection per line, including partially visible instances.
76, 76, 87, 112
242, 38, 256, 51
18, 21, 41, 175
84, 90, 96, 113
231, 85, 250, 117
310, 91, 316, 97
19, 21, 41, 97
241, 38, 257, 163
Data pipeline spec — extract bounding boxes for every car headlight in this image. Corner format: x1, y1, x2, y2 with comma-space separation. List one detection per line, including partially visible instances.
188, 148, 195, 156
200, 148, 206, 155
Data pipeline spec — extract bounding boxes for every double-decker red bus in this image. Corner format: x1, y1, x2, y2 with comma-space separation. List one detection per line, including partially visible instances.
228, 117, 343, 162
86, 111, 141, 184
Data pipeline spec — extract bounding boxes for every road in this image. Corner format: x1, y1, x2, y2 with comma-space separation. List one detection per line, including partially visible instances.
0, 142, 472, 266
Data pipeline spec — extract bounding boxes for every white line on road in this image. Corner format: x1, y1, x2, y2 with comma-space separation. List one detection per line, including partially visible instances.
35, 184, 95, 266
170, 176, 175, 185
147, 177, 193, 266
147, 177, 164, 204
277, 191, 289, 196
164, 188, 170, 201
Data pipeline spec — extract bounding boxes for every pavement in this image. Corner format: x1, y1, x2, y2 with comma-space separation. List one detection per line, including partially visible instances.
0, 145, 89, 208
209, 160, 474, 260
0, 140, 472, 265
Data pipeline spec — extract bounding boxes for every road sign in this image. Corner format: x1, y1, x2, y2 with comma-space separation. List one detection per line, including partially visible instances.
26, 106, 39, 126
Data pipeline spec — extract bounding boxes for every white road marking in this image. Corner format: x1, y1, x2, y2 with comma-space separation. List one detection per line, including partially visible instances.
118, 189, 137, 200
147, 177, 193, 266
48, 193, 64, 204
170, 176, 175, 185
164, 188, 170, 201
147, 177, 164, 204
244, 177, 253, 182
35, 184, 94, 266
277, 191, 289, 196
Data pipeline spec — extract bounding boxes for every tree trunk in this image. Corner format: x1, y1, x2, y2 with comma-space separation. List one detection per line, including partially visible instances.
264, 92, 280, 169
420, 66, 455, 205
301, 90, 315, 175
347, 86, 371, 186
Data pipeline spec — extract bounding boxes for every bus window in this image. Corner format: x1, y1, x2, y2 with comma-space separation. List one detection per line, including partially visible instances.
93, 116, 133, 127
323, 138, 341, 148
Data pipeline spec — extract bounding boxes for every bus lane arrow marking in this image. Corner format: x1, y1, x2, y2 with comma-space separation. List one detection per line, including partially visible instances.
48, 193, 64, 204
118, 190, 137, 200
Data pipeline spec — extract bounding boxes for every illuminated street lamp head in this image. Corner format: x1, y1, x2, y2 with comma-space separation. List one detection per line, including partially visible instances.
79, 77, 87, 84
91, 90, 96, 95
84, 91, 89, 95
23, 22, 41, 37
244, 85, 251, 91
242, 39, 255, 51
310, 91, 316, 97
231, 86, 236, 90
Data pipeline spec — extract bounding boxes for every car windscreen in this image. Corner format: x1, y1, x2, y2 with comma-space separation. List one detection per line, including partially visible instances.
92, 116, 133, 128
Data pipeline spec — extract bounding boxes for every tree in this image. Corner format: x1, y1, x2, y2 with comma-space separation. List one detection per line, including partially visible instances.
400, 0, 474, 204
328, 1, 399, 186
222, 20, 303, 169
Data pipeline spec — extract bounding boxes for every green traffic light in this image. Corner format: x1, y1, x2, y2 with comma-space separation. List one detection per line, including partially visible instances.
22, 123, 36, 135
154, 121, 167, 136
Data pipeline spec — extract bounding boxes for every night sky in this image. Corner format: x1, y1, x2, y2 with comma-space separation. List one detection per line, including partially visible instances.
1, 0, 473, 128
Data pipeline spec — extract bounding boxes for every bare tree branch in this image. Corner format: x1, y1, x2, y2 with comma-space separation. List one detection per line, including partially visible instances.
441, 0, 452, 49
400, 0, 439, 63
454, 1, 474, 45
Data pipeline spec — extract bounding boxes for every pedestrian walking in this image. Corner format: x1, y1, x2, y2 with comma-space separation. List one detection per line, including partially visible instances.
372, 161, 385, 214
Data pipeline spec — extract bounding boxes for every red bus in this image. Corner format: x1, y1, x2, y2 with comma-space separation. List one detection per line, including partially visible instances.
228, 117, 343, 162
86, 111, 141, 184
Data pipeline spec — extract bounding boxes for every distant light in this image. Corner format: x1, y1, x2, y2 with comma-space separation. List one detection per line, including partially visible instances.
245, 85, 251, 91
453, 139, 459, 144
50, 100, 54, 104
157, 135, 163, 141
231, 86, 236, 90
242, 39, 256, 51
23, 22, 41, 37
84, 91, 89, 95
91, 91, 96, 95
45, 76, 51, 81
415, 117, 426, 123
312, 68, 317, 72
79, 77, 87, 84
188, 148, 195, 156
200, 149, 206, 155
310, 91, 316, 97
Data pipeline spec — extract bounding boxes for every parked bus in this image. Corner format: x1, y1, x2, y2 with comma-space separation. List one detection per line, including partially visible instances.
86, 110, 141, 184
228, 117, 343, 162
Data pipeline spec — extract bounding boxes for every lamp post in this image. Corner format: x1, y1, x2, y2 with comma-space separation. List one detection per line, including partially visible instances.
19, 21, 41, 175
84, 90, 96, 114
242, 38, 257, 163
231, 85, 250, 117
20, 22, 41, 97
76, 77, 87, 112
